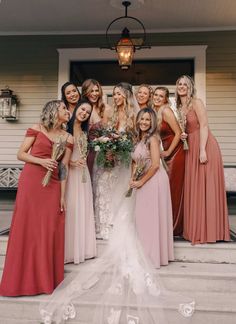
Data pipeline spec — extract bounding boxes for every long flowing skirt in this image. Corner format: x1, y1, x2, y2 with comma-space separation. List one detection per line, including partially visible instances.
40, 194, 195, 324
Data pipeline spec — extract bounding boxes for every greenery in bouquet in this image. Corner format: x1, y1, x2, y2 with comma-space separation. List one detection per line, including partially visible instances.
89, 127, 134, 169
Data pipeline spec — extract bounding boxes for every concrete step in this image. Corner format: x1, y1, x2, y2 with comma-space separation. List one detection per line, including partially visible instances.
0, 291, 235, 324
64, 261, 236, 293
97, 239, 236, 264
1, 237, 236, 324
173, 241, 236, 264
1, 236, 236, 264
1, 260, 236, 294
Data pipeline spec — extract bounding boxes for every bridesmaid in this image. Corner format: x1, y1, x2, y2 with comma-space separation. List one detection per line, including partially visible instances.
0, 100, 73, 296
130, 108, 174, 268
61, 82, 81, 116
176, 75, 230, 244
153, 86, 185, 236
65, 99, 97, 264
81, 79, 110, 177
136, 84, 153, 109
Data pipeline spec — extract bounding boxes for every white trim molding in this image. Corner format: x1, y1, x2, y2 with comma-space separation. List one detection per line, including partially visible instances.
57, 45, 207, 104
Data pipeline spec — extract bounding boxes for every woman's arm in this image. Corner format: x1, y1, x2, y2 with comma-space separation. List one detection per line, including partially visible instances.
161, 107, 181, 158
60, 134, 74, 212
193, 98, 208, 163
129, 160, 136, 185
130, 136, 160, 189
17, 124, 57, 171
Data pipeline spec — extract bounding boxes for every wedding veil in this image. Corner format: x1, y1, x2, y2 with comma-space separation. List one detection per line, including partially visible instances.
39, 192, 195, 324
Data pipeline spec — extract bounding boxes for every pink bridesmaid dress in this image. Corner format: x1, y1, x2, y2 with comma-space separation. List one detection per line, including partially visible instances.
183, 109, 230, 244
133, 141, 174, 268
64, 142, 97, 264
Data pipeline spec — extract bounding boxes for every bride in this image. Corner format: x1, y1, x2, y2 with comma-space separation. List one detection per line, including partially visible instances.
93, 83, 139, 239
40, 84, 195, 324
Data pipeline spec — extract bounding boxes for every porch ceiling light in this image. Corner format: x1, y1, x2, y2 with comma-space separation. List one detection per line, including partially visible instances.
105, 1, 150, 70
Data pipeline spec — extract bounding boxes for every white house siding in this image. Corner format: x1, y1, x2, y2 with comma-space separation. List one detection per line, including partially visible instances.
0, 32, 235, 165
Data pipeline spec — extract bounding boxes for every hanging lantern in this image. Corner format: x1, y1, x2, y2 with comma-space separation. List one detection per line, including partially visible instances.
0, 86, 18, 120
116, 27, 135, 70
104, 1, 150, 70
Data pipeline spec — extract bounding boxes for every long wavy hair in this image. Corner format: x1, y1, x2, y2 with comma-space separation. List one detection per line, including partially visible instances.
40, 100, 64, 131
135, 107, 158, 145
136, 84, 153, 107
81, 79, 105, 118
61, 82, 81, 108
111, 82, 138, 132
153, 86, 170, 130
175, 75, 196, 109
67, 99, 92, 135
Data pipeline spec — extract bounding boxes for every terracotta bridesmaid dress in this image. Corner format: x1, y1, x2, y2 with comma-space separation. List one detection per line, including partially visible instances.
0, 128, 73, 296
183, 110, 230, 244
160, 120, 185, 236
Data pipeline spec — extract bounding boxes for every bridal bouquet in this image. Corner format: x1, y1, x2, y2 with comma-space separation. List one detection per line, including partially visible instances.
42, 136, 67, 187
125, 156, 147, 197
90, 127, 133, 169
176, 108, 189, 150
77, 132, 88, 183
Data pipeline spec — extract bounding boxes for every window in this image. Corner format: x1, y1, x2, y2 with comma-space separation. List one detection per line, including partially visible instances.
70, 59, 194, 86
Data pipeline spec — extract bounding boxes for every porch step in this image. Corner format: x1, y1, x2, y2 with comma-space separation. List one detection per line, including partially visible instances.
173, 241, 236, 264
64, 261, 236, 293
0, 291, 235, 324
1, 237, 236, 268
1, 260, 235, 294
1, 236, 236, 324
96, 239, 236, 264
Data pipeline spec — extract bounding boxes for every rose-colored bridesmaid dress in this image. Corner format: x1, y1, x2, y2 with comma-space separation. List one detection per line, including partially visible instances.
0, 128, 73, 296
160, 120, 185, 236
64, 142, 96, 264
133, 141, 174, 268
183, 110, 230, 244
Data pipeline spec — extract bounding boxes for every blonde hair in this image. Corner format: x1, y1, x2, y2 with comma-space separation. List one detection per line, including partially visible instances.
40, 100, 63, 131
136, 84, 153, 107
153, 86, 170, 130
111, 83, 136, 132
175, 75, 196, 109
81, 79, 105, 118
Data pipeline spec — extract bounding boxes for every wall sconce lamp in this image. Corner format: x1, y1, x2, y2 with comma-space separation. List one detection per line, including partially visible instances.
0, 86, 18, 120
105, 1, 150, 70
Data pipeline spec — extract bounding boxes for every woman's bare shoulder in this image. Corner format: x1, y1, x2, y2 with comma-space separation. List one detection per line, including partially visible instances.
30, 124, 41, 131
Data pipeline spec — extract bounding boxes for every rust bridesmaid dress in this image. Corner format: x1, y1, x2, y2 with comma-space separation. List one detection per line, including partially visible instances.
183, 110, 230, 244
0, 128, 73, 296
160, 120, 185, 236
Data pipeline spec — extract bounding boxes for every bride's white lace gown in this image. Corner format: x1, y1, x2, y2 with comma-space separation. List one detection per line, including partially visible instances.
93, 127, 131, 240
40, 186, 195, 324
93, 163, 128, 240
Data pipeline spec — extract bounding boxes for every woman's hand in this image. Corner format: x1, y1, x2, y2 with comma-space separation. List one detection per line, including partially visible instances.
40, 158, 58, 171
129, 180, 144, 189
199, 149, 208, 164
181, 132, 188, 140
60, 196, 66, 212
160, 150, 170, 158
70, 159, 86, 167
105, 150, 115, 162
